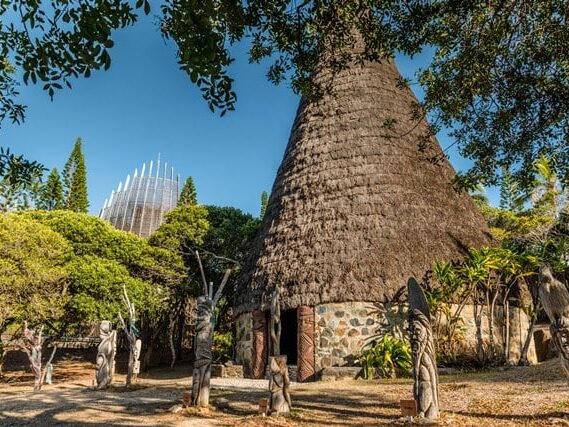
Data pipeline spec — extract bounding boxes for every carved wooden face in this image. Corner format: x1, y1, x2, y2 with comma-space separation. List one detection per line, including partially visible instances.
197, 296, 213, 317
408, 309, 428, 357
100, 320, 112, 336
555, 327, 569, 353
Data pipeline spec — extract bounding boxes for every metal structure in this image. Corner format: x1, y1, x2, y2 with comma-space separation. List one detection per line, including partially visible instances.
99, 158, 180, 237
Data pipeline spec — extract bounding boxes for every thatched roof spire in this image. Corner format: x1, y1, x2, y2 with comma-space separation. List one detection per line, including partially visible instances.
235, 58, 493, 315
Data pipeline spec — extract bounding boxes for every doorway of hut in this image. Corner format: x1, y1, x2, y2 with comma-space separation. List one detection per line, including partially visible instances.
280, 309, 298, 366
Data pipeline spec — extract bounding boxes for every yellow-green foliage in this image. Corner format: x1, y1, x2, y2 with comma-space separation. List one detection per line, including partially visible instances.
357, 333, 412, 379
0, 210, 187, 333
0, 214, 71, 331
149, 205, 210, 251
476, 200, 554, 241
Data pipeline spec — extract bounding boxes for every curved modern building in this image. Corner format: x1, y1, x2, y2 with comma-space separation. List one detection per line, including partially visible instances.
99, 158, 180, 237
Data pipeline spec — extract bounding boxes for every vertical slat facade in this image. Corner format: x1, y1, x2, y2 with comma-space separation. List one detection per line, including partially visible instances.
99, 158, 181, 237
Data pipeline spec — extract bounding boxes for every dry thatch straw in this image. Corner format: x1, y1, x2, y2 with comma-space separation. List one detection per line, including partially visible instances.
235, 58, 493, 315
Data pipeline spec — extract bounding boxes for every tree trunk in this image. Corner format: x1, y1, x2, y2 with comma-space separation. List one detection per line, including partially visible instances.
519, 313, 537, 366
142, 325, 161, 371
486, 289, 496, 362
0, 340, 5, 378
504, 300, 510, 363
168, 315, 177, 369
126, 341, 135, 386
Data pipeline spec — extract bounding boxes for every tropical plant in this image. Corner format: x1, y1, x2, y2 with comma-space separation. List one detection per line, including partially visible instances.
357, 333, 412, 380
531, 155, 566, 217
212, 331, 233, 363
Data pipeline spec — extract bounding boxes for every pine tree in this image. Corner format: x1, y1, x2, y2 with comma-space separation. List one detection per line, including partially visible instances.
499, 167, 525, 212
260, 191, 268, 219
38, 168, 64, 210
63, 138, 89, 213
178, 176, 197, 206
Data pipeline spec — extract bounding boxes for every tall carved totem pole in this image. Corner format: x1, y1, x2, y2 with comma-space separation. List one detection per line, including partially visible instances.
407, 277, 439, 419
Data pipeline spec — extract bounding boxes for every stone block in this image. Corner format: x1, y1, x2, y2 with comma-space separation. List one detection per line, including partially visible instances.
320, 367, 362, 381
211, 364, 244, 378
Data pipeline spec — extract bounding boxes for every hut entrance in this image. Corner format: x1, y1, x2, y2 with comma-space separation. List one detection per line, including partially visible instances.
280, 309, 298, 364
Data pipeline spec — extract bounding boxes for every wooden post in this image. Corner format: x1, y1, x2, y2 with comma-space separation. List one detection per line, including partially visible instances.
297, 306, 315, 382
252, 309, 268, 379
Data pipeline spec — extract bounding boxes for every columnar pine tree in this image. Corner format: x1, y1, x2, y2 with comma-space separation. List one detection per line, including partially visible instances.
62, 138, 89, 213
39, 168, 64, 210
499, 167, 525, 212
178, 177, 197, 206
260, 191, 268, 219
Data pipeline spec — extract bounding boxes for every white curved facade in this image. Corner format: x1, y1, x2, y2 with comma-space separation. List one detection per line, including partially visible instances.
99, 159, 180, 237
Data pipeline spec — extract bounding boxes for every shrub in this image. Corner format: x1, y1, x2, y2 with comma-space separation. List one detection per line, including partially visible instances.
212, 331, 233, 363
357, 333, 412, 379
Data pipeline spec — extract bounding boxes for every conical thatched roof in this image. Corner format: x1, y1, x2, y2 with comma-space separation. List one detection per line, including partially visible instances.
235, 58, 493, 315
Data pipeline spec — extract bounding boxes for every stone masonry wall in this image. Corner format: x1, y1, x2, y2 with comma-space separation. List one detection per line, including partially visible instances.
314, 301, 537, 373
450, 304, 537, 364
315, 302, 406, 371
235, 312, 253, 375
237, 301, 538, 378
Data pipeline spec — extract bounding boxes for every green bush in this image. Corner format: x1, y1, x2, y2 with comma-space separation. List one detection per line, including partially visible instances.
212, 331, 233, 363
357, 333, 412, 379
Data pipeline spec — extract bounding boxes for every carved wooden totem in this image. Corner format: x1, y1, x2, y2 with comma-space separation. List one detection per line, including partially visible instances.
23, 323, 43, 391
270, 285, 282, 357
95, 320, 117, 390
252, 309, 268, 379
539, 264, 569, 382
191, 295, 214, 407
407, 278, 439, 419
297, 305, 316, 382
118, 286, 140, 387
269, 355, 292, 416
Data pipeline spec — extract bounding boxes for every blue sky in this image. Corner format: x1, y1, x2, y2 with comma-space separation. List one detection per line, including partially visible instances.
1, 12, 497, 217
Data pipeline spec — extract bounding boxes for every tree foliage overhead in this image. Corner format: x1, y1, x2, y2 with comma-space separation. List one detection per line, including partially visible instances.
0, 147, 44, 211
1, 0, 567, 187
62, 138, 88, 213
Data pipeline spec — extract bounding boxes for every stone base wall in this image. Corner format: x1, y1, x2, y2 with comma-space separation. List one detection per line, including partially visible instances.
315, 302, 406, 371
449, 304, 537, 364
236, 301, 539, 378
235, 312, 253, 375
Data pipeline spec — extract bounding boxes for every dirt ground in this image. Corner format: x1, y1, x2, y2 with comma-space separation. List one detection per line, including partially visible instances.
2, 358, 569, 426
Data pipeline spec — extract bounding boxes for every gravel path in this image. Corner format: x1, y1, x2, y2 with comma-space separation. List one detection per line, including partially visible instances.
3, 360, 569, 426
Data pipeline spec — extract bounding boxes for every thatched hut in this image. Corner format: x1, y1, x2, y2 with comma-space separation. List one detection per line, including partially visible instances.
234, 57, 496, 381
